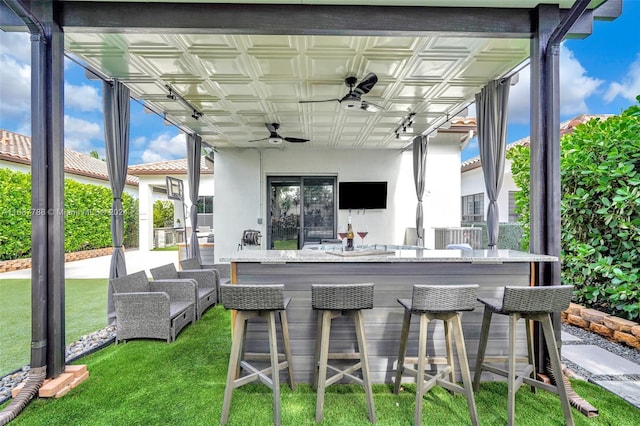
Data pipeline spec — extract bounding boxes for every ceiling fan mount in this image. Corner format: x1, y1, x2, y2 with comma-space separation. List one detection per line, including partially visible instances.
248, 123, 310, 145
299, 72, 383, 112
344, 76, 358, 88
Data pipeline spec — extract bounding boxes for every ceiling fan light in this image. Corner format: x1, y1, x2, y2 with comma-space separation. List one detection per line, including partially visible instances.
268, 136, 283, 145
342, 98, 362, 110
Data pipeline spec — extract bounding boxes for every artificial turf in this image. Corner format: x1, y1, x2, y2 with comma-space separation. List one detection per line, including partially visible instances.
4, 306, 640, 425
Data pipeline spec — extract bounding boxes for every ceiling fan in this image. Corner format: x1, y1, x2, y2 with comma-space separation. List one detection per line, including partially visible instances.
299, 73, 383, 112
248, 123, 310, 145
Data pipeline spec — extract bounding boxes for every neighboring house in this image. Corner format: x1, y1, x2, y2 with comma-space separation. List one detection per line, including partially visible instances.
0, 129, 139, 195
461, 114, 613, 223
128, 157, 214, 252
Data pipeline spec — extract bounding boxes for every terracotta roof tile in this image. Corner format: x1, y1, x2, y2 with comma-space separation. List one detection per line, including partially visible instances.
0, 129, 139, 186
460, 114, 613, 173
128, 157, 213, 175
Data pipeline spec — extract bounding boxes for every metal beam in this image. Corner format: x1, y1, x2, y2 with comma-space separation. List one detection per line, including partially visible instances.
593, 0, 623, 21
0, 1, 26, 29
57, 2, 535, 37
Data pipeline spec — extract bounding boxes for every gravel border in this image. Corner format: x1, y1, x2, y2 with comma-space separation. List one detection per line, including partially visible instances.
561, 323, 640, 380
0, 326, 115, 404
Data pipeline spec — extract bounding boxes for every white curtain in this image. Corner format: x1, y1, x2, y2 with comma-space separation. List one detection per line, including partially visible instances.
413, 136, 428, 246
186, 133, 202, 260
475, 77, 511, 249
103, 79, 130, 324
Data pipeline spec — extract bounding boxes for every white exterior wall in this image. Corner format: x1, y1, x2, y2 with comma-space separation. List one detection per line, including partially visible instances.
460, 158, 519, 223
214, 138, 462, 262
137, 173, 214, 252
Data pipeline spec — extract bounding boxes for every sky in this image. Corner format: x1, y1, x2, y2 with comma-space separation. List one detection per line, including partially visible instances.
0, 2, 639, 165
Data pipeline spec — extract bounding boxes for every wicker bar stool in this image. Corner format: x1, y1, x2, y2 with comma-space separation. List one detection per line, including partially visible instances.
312, 283, 376, 423
393, 284, 479, 426
472, 285, 574, 426
220, 284, 295, 426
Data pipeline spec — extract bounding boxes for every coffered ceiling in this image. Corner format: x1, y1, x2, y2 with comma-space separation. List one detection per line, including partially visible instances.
65, 33, 528, 149
51, 1, 611, 150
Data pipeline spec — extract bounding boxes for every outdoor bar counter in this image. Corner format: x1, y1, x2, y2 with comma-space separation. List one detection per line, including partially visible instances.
221, 249, 557, 384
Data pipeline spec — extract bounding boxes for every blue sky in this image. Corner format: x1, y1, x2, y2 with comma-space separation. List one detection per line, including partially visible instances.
1, 3, 638, 165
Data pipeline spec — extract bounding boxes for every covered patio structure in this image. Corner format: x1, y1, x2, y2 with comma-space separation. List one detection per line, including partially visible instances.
0, 0, 621, 415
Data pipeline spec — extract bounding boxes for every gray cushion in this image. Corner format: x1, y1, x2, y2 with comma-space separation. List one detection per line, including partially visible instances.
111, 270, 150, 293
150, 263, 179, 280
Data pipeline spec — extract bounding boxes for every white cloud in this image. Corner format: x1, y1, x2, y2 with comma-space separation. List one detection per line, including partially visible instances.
132, 135, 147, 148
506, 44, 604, 123
141, 133, 186, 163
64, 115, 102, 152
604, 54, 640, 103
0, 55, 30, 121
0, 32, 31, 63
559, 44, 604, 115
65, 81, 102, 112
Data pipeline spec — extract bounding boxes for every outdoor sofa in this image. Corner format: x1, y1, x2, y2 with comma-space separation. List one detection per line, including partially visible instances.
150, 263, 218, 320
110, 270, 196, 343
180, 258, 232, 300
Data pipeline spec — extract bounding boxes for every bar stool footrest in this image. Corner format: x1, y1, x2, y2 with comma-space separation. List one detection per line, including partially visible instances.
325, 363, 364, 386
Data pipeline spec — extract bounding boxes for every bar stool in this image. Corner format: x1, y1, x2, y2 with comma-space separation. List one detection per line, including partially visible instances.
472, 285, 574, 426
220, 284, 295, 426
394, 284, 479, 426
312, 283, 376, 423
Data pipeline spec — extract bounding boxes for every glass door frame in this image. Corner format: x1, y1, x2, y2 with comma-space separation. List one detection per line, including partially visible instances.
266, 175, 337, 249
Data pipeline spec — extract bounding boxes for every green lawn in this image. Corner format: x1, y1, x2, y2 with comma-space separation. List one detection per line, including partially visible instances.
3, 306, 639, 425
152, 245, 179, 251
274, 239, 298, 249
0, 279, 108, 376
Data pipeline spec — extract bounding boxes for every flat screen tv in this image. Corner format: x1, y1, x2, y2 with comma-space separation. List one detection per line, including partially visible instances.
339, 181, 387, 210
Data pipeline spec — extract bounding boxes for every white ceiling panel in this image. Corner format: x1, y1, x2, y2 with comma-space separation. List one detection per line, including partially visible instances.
65, 33, 529, 149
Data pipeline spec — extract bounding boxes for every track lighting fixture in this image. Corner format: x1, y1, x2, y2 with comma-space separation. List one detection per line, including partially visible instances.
166, 84, 204, 121
394, 112, 416, 139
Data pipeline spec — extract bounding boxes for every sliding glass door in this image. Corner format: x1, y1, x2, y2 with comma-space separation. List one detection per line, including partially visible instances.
267, 176, 336, 249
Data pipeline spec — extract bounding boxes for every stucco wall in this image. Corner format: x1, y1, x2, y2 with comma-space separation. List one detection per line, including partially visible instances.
137, 173, 214, 251
460, 158, 519, 223
214, 140, 462, 262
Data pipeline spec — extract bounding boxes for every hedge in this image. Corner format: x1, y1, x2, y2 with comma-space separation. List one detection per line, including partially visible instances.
0, 168, 138, 260
507, 97, 640, 320
467, 222, 524, 250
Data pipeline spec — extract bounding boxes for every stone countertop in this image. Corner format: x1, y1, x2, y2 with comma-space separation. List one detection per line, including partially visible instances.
221, 249, 557, 264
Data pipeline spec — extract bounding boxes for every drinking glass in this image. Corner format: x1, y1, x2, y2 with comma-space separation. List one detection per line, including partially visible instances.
357, 224, 368, 247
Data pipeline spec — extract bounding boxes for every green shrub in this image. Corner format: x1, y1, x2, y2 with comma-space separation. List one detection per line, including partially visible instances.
0, 168, 32, 260
153, 200, 174, 228
468, 222, 524, 250
508, 96, 640, 320
0, 169, 139, 260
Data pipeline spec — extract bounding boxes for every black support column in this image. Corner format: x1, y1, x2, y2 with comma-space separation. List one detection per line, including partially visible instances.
529, 4, 561, 372
30, 2, 66, 378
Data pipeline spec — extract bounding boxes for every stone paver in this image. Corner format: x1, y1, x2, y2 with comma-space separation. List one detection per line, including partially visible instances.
562, 345, 640, 376
0, 250, 180, 279
592, 380, 640, 409
561, 331, 582, 342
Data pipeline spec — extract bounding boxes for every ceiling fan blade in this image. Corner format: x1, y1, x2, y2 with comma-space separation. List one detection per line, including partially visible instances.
284, 137, 310, 143
265, 122, 278, 133
361, 100, 384, 112
248, 137, 269, 143
354, 73, 378, 95
298, 99, 340, 104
